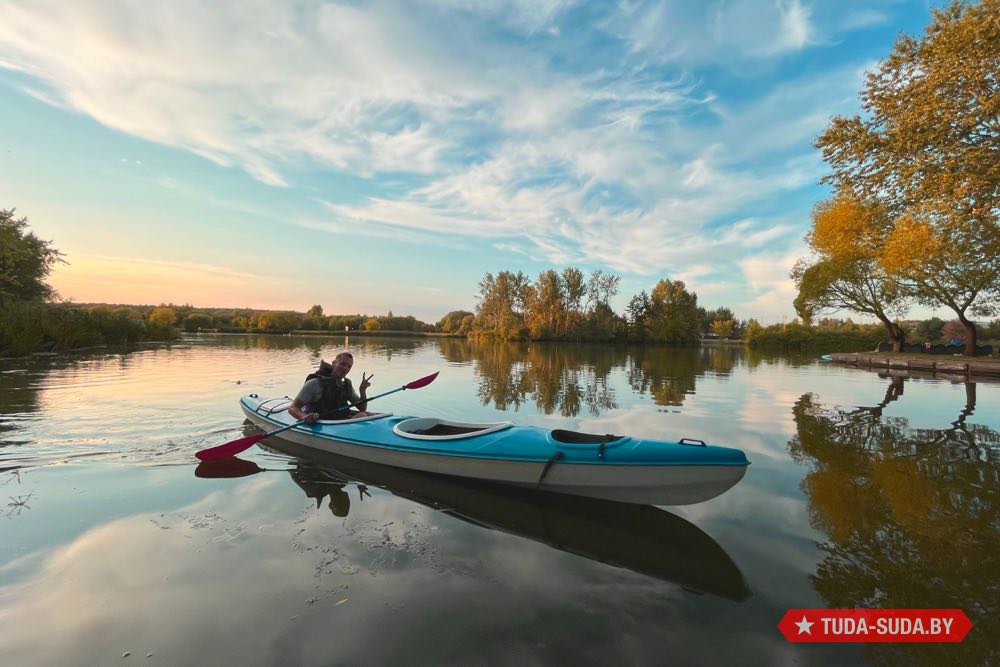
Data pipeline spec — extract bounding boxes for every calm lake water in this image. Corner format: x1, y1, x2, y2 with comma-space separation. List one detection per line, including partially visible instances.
1, 335, 997, 665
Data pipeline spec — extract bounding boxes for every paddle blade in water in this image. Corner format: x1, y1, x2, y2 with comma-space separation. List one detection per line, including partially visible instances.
195, 433, 266, 461
195, 457, 264, 478
405, 371, 439, 390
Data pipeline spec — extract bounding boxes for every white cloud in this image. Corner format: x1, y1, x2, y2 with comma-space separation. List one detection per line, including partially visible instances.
836, 8, 892, 31
609, 0, 815, 64
737, 244, 807, 321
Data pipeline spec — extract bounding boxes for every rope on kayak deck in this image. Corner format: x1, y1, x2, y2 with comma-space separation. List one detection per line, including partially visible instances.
537, 451, 564, 486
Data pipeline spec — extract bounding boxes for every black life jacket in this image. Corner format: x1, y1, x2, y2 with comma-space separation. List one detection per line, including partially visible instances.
310, 376, 355, 419
304, 360, 356, 418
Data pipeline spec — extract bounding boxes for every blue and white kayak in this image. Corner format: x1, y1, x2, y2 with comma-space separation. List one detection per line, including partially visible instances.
240, 394, 750, 505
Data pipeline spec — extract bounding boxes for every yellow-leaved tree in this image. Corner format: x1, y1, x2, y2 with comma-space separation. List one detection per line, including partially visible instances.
815, 0, 1000, 355
793, 194, 909, 350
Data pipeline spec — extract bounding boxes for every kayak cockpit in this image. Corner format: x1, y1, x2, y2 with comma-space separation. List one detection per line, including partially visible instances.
394, 417, 514, 440
550, 429, 624, 444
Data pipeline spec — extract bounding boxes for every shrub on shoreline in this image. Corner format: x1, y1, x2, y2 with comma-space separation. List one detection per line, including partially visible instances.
745, 321, 884, 352
0, 301, 177, 357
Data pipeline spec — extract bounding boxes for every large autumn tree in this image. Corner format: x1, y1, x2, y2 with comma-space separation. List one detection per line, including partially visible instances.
815, 0, 1000, 355
793, 194, 910, 351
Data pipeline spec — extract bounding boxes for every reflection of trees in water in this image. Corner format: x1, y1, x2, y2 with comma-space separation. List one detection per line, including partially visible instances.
743, 348, 816, 371
0, 353, 126, 447
698, 345, 739, 377
212, 334, 427, 362
467, 341, 729, 415
789, 378, 999, 665
626, 346, 702, 407
470, 342, 622, 416
435, 338, 475, 364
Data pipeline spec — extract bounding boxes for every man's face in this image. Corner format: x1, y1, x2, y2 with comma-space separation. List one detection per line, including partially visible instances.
331, 355, 353, 378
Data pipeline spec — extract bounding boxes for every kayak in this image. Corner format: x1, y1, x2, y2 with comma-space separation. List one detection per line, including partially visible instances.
240, 394, 750, 505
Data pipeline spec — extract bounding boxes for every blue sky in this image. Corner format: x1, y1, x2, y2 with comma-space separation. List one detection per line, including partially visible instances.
0, 0, 936, 323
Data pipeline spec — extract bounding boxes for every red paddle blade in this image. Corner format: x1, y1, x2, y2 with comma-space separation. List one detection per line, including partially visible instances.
405, 371, 440, 390
195, 433, 266, 462
195, 457, 264, 478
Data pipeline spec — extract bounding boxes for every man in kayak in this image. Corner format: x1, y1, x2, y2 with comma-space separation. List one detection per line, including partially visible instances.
289, 351, 373, 423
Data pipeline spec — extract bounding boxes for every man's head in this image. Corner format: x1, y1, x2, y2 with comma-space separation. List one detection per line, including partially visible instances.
331, 352, 354, 378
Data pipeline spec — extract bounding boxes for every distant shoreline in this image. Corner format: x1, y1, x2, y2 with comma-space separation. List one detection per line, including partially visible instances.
193, 329, 467, 339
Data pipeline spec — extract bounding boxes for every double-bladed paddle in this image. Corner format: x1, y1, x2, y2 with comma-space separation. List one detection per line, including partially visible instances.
194, 371, 439, 462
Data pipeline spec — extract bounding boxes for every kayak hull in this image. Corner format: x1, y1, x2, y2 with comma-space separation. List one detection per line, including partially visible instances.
240, 395, 748, 505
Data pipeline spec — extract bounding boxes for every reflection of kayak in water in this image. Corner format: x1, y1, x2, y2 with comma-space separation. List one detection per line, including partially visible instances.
242, 441, 750, 601
240, 394, 749, 505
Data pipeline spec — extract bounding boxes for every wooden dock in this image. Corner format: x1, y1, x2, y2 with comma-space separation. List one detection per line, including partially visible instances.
830, 353, 1000, 382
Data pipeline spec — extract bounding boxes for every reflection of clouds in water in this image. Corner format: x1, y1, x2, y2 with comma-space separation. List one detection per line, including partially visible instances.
0, 515, 320, 666
677, 482, 826, 592
0, 468, 799, 666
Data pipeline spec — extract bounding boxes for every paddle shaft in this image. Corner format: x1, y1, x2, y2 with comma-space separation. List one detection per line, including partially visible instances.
263, 419, 307, 438
340, 384, 408, 411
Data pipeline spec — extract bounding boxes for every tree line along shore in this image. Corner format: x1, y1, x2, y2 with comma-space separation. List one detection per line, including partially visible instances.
2, 213, 998, 357
2, 207, 997, 358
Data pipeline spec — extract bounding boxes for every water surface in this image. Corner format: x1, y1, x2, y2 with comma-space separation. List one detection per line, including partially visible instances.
1, 335, 997, 665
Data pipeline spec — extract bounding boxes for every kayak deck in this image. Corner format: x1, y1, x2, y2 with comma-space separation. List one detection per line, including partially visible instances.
239, 394, 749, 505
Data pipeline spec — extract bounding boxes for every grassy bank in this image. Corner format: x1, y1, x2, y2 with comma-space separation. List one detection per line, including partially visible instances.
0, 301, 178, 357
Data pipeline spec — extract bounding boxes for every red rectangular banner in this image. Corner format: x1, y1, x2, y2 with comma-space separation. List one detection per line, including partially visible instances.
778, 609, 972, 643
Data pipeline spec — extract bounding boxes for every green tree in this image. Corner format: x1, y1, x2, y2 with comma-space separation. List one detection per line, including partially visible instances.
183, 312, 214, 332
586, 269, 621, 310
649, 279, 700, 344
915, 317, 946, 342
474, 271, 530, 339
525, 270, 565, 338
742, 318, 764, 343
702, 307, 736, 335
0, 209, 65, 305
816, 0, 1000, 355
626, 291, 652, 341
983, 318, 1000, 340
710, 319, 734, 338
436, 310, 474, 334
257, 311, 302, 333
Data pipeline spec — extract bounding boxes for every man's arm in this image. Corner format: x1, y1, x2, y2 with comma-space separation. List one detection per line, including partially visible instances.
290, 379, 321, 423
289, 398, 319, 423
